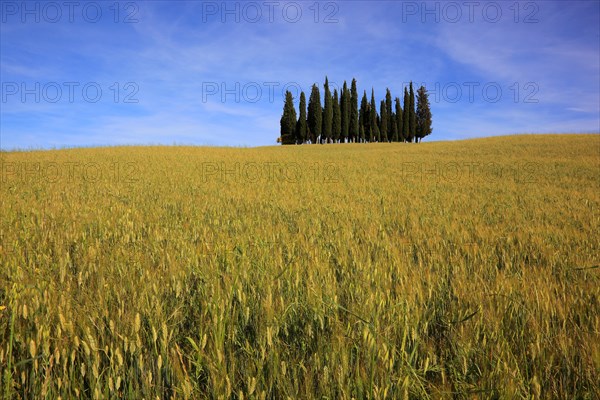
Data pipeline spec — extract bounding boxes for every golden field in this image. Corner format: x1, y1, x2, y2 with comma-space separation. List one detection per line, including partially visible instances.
1, 134, 599, 399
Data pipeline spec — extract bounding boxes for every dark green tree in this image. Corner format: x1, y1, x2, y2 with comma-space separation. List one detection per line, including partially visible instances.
307, 84, 322, 144
280, 90, 297, 145
332, 89, 341, 143
385, 89, 393, 137
341, 81, 350, 143
409, 82, 416, 143
379, 99, 388, 142
415, 85, 433, 143
395, 97, 403, 141
402, 87, 410, 142
369, 88, 380, 142
359, 90, 369, 142
322, 77, 333, 143
390, 112, 398, 141
349, 78, 359, 142
295, 91, 307, 143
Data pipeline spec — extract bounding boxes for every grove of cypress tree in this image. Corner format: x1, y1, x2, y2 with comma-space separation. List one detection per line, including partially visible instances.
323, 77, 333, 143
279, 78, 431, 145
307, 84, 322, 144
416, 85, 433, 143
370, 88, 380, 142
395, 97, 403, 141
280, 90, 297, 145
349, 78, 359, 142
409, 82, 416, 143
402, 87, 410, 142
295, 91, 307, 143
341, 81, 350, 143
332, 89, 341, 143
379, 99, 388, 142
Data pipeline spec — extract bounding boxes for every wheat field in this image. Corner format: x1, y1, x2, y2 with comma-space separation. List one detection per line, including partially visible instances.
1, 134, 599, 399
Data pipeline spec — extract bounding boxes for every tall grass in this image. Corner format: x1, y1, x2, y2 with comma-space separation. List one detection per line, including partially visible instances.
1, 134, 598, 398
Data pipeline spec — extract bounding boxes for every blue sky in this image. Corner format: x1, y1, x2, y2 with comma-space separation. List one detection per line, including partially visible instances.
1, 0, 599, 149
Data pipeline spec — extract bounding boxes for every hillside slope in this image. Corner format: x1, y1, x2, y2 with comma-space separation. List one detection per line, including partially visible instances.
1, 134, 599, 398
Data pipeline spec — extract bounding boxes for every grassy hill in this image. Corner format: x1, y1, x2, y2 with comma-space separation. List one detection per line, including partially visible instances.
1, 134, 599, 398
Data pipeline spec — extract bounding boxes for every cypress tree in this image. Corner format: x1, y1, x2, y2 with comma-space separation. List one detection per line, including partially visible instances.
323, 77, 333, 143
369, 88, 379, 142
359, 91, 368, 142
307, 84, 322, 144
416, 85, 433, 143
349, 78, 359, 142
341, 81, 350, 143
339, 84, 346, 143
296, 91, 307, 144
385, 89, 393, 137
391, 112, 398, 142
332, 89, 341, 143
402, 87, 410, 142
321, 106, 326, 142
379, 99, 388, 142
395, 97, 403, 142
280, 90, 297, 145
409, 82, 416, 143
